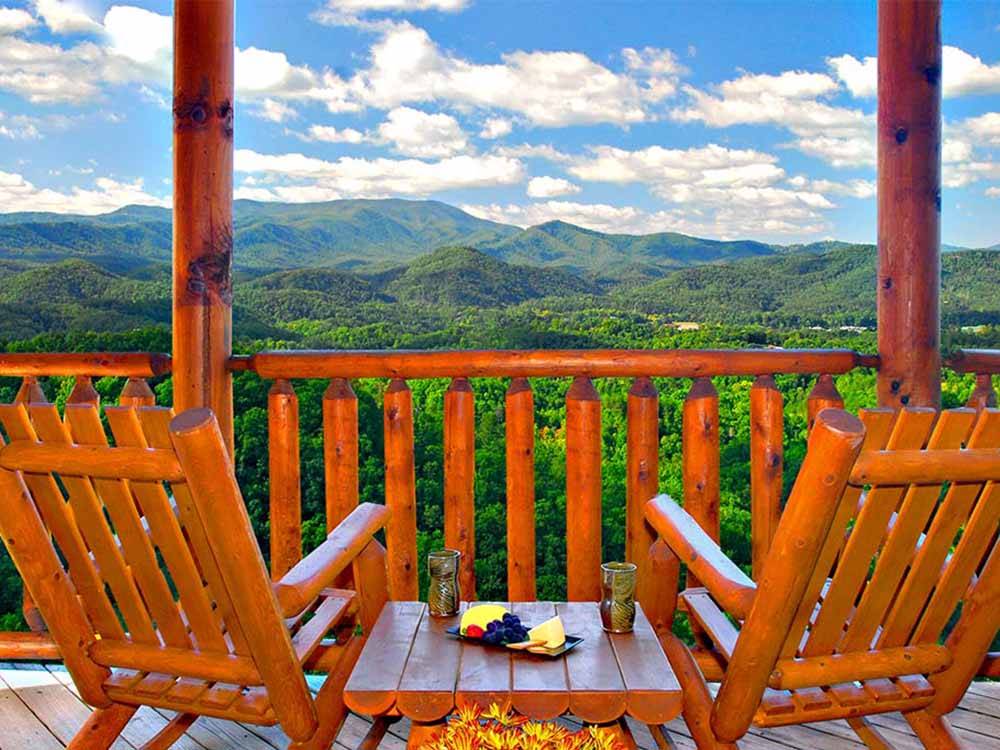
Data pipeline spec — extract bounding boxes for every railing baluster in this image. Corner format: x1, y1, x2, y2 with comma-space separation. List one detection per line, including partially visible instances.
444, 377, 476, 600
323, 378, 359, 531
807, 373, 844, 431
384, 378, 418, 600
566, 376, 602, 601
627, 377, 659, 605
268, 379, 301, 580
119, 377, 156, 407
968, 374, 998, 411
505, 378, 536, 602
750, 375, 784, 579
15, 376, 46, 405
67, 375, 99, 406
683, 378, 720, 543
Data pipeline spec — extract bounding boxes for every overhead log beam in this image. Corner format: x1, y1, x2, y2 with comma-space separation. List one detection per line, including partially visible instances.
876, 0, 942, 408
173, 0, 235, 451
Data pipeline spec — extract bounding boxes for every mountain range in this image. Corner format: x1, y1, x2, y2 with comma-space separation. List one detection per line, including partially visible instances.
0, 199, 996, 340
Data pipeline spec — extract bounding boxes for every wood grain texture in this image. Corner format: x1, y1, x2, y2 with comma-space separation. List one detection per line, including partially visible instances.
749, 375, 782, 578
557, 602, 626, 723
627, 377, 659, 603
607, 604, 681, 724
505, 378, 536, 602
455, 601, 512, 710
566, 378, 602, 602
876, 0, 942, 408
397, 605, 464, 721
509, 601, 568, 720
443, 378, 476, 600
323, 378, 359, 532
384, 379, 419, 601
268, 379, 302, 580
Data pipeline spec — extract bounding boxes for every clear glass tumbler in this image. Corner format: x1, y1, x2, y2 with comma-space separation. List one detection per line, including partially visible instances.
427, 549, 462, 617
599, 561, 638, 633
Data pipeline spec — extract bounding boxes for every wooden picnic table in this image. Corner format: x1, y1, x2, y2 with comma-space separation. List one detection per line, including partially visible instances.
343, 601, 682, 748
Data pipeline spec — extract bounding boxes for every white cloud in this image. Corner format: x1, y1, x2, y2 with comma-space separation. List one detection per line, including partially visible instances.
986, 186, 1000, 198
787, 175, 875, 199
0, 7, 36, 34
526, 176, 580, 198
963, 112, 1000, 145
830, 46, 1000, 98
479, 117, 512, 139
493, 143, 574, 163
234, 148, 524, 198
376, 106, 468, 157
346, 22, 679, 127
250, 98, 299, 123
325, 0, 468, 12
0, 111, 40, 139
0, 170, 168, 214
32, 0, 102, 34
304, 124, 366, 143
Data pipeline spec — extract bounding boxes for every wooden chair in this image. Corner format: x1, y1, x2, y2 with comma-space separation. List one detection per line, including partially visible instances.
0, 403, 391, 750
645, 407, 1000, 750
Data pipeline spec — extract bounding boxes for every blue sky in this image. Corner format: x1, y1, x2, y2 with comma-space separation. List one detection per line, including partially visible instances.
1, 0, 999, 246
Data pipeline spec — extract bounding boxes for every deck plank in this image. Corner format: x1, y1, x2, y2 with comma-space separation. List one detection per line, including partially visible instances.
0, 667, 997, 748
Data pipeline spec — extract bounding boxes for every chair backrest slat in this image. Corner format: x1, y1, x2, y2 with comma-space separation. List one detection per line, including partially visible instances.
800, 408, 937, 658
878, 409, 1000, 647
837, 409, 976, 653
105, 407, 229, 654
778, 409, 897, 660
134, 408, 252, 654
0, 404, 126, 639
28, 405, 154, 643
64, 404, 193, 649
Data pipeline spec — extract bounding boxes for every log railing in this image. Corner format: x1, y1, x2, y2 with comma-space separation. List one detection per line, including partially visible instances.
948, 349, 1000, 412
0, 352, 171, 658
232, 348, 874, 629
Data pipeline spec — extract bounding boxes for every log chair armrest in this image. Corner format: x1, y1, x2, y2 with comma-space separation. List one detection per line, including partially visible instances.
273, 503, 390, 617
644, 494, 756, 620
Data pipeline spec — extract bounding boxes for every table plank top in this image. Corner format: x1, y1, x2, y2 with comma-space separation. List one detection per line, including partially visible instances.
344, 601, 682, 724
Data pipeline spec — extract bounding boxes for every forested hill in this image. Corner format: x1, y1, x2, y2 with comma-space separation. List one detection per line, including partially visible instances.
1, 242, 998, 340
0, 199, 786, 275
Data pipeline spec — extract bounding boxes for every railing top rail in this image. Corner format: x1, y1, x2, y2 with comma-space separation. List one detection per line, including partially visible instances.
232, 348, 878, 381
946, 349, 1000, 374
0, 352, 172, 378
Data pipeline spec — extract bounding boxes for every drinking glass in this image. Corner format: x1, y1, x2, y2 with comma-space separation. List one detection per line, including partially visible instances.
600, 561, 637, 633
427, 549, 461, 617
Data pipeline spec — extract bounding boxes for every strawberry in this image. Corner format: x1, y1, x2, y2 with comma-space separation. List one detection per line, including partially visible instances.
465, 624, 485, 639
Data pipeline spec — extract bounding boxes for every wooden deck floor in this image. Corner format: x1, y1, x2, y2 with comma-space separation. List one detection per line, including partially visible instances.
1, 664, 999, 749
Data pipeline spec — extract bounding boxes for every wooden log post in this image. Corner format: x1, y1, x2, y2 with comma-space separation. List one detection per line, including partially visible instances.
876, 0, 942, 408
565, 377, 602, 601
683, 378, 720, 593
505, 378, 536, 602
749, 375, 783, 579
173, 0, 235, 450
683, 378, 720, 540
807, 374, 844, 432
323, 378, 359, 531
443, 378, 476, 600
119, 378, 156, 408
268, 380, 301, 580
384, 379, 418, 600
67, 376, 100, 407
626, 377, 659, 605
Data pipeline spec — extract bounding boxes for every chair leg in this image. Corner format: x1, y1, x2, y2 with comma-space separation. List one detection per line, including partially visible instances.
68, 704, 136, 750
660, 633, 739, 750
139, 714, 198, 750
903, 710, 962, 750
847, 717, 895, 750
288, 636, 364, 750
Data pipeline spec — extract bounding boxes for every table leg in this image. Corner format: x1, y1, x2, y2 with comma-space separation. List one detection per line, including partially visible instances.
406, 720, 445, 749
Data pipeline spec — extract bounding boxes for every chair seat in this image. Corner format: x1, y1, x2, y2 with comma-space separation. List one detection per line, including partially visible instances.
756, 676, 936, 727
